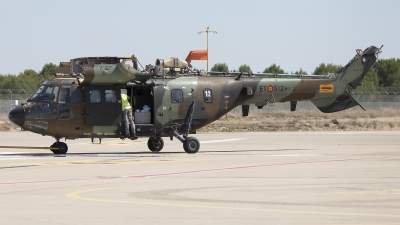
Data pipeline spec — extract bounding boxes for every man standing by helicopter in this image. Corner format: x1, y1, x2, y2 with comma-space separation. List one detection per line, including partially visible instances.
121, 93, 136, 139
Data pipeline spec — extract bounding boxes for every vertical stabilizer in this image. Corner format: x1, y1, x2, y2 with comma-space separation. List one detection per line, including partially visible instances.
311, 46, 381, 113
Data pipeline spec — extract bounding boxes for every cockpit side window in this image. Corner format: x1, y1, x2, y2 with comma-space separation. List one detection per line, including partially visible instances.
28, 85, 45, 101
70, 86, 81, 103
58, 104, 70, 119
59, 87, 70, 103
90, 90, 101, 103
36, 86, 59, 101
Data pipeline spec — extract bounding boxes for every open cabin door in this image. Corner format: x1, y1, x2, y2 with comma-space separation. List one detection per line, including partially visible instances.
84, 86, 122, 125
129, 85, 156, 136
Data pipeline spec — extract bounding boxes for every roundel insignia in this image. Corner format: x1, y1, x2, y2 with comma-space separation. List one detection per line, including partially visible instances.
267, 85, 273, 92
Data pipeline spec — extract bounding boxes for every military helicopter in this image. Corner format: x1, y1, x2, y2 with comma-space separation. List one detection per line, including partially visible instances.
8, 46, 381, 154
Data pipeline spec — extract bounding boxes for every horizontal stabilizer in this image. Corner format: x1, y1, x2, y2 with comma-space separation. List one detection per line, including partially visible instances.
311, 95, 365, 113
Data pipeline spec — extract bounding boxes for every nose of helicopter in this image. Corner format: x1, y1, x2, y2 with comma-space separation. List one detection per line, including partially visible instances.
9, 106, 25, 127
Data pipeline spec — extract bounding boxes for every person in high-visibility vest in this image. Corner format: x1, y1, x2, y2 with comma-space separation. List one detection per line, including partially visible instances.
121, 93, 136, 139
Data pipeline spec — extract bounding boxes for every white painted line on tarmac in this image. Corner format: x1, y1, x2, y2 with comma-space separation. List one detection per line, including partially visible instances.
0, 158, 31, 160
0, 152, 34, 160
0, 152, 30, 155
95, 154, 122, 157
201, 138, 246, 144
317, 131, 382, 135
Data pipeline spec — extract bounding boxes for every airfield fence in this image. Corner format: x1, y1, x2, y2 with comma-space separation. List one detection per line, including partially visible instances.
1, 88, 400, 116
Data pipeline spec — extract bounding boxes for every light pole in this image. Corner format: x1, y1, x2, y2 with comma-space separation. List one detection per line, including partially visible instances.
7, 89, 12, 102
7, 89, 12, 111
22, 89, 27, 99
198, 27, 217, 72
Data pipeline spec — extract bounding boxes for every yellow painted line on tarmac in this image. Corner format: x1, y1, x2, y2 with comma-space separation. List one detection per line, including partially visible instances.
0, 146, 58, 150
66, 187, 132, 203
66, 187, 400, 219
76, 140, 147, 146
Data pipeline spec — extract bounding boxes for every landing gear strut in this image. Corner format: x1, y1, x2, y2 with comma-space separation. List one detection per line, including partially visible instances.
169, 101, 200, 154
50, 138, 68, 154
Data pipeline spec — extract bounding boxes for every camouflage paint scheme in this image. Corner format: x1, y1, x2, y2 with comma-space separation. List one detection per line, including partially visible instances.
8, 46, 380, 153
154, 46, 379, 135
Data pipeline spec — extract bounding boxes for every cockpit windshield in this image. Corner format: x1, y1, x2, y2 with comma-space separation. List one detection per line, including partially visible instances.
28, 85, 45, 101
28, 85, 59, 102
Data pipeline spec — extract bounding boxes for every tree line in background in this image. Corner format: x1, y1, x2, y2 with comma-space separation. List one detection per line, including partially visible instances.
211, 58, 400, 88
1, 58, 400, 94
0, 63, 58, 93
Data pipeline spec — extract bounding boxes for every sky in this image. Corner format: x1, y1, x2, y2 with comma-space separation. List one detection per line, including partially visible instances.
0, 0, 399, 75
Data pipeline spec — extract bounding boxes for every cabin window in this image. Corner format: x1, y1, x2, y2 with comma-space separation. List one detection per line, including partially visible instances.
171, 89, 183, 103
105, 90, 117, 103
203, 88, 213, 103
89, 90, 101, 103
70, 86, 81, 103
58, 103, 70, 119
59, 87, 70, 103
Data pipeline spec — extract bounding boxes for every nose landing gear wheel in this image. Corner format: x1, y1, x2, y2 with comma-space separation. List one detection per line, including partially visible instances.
147, 137, 164, 152
183, 137, 200, 154
50, 142, 68, 154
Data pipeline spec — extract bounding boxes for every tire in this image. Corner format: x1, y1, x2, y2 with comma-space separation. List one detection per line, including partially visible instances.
50, 142, 60, 154
51, 142, 68, 154
58, 142, 68, 154
183, 137, 200, 154
147, 137, 164, 152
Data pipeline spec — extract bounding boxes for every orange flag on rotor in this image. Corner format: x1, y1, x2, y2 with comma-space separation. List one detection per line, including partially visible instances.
185, 50, 208, 63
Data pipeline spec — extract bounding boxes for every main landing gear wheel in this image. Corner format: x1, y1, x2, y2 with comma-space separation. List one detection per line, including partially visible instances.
147, 137, 164, 152
183, 137, 200, 154
168, 101, 201, 154
50, 142, 68, 154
